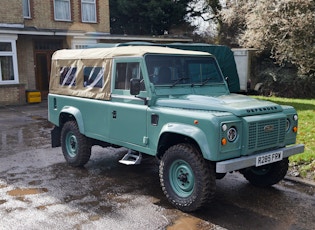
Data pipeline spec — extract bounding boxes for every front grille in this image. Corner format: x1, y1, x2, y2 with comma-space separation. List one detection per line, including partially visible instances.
248, 118, 286, 150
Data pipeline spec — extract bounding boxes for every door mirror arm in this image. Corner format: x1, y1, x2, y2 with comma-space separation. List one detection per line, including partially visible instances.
130, 78, 148, 105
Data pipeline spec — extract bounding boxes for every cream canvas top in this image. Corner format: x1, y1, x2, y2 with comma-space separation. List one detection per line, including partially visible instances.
49, 46, 211, 100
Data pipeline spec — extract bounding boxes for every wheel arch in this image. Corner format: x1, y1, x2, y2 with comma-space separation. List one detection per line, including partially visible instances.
59, 106, 85, 134
156, 123, 212, 160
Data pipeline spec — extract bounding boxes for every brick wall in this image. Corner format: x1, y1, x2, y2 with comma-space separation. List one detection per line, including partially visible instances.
0, 84, 26, 105
16, 36, 36, 90
24, 0, 110, 33
0, 0, 110, 105
0, 0, 110, 33
0, 0, 23, 24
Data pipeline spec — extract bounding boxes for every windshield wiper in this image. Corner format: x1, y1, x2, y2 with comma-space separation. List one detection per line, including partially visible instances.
171, 77, 189, 87
200, 77, 213, 86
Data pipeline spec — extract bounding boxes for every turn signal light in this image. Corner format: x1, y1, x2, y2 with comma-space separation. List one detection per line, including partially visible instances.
293, 126, 298, 133
221, 138, 227, 145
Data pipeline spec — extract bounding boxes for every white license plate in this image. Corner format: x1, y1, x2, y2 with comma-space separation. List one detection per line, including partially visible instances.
256, 151, 283, 167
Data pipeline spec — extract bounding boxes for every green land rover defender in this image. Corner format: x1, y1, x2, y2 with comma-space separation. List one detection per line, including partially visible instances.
48, 46, 304, 212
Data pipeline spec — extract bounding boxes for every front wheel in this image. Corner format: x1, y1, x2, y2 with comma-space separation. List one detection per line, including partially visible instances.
240, 158, 289, 187
159, 144, 216, 212
61, 121, 91, 167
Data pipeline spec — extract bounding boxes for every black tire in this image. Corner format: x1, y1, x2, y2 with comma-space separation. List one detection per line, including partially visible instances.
241, 158, 289, 187
159, 143, 216, 212
216, 173, 226, 180
61, 121, 91, 167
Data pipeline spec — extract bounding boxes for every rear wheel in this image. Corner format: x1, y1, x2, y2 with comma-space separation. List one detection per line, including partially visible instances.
61, 121, 91, 167
240, 158, 289, 187
159, 143, 216, 212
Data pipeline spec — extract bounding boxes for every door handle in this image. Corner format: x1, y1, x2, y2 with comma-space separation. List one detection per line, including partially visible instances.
112, 110, 117, 119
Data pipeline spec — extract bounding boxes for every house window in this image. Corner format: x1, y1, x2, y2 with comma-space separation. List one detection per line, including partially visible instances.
23, 0, 31, 18
74, 44, 89, 49
0, 40, 19, 84
81, 0, 96, 23
54, 0, 71, 21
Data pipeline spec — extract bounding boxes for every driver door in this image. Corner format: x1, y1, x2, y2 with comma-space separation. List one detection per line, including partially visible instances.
109, 59, 148, 147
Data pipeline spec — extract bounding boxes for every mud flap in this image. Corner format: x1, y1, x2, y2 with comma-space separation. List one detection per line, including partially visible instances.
51, 126, 61, 147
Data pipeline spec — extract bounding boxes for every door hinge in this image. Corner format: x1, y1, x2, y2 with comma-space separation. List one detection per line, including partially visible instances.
143, 136, 149, 145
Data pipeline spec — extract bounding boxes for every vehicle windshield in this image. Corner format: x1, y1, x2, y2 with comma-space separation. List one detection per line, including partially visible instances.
145, 54, 224, 86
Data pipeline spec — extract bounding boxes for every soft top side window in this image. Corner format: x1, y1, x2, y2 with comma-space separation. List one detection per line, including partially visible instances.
83, 66, 104, 88
60, 67, 77, 86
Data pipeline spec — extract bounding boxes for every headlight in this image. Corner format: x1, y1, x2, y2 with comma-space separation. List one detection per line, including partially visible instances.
286, 119, 291, 132
293, 114, 298, 121
227, 127, 237, 142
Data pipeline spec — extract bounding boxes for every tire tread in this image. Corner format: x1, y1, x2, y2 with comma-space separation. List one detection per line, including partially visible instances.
159, 143, 216, 212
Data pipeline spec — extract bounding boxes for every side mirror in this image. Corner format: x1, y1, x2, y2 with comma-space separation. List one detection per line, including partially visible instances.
130, 78, 141, 95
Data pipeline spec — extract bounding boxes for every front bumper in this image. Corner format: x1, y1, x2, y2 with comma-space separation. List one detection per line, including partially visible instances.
216, 144, 305, 173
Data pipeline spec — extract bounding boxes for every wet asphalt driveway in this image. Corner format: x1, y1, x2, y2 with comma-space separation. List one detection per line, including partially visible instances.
0, 102, 314, 230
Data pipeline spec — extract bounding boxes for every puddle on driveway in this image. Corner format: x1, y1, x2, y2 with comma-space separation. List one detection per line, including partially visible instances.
7, 188, 48, 196
28, 115, 47, 121
0, 120, 53, 155
167, 216, 200, 230
0, 184, 7, 189
167, 215, 219, 230
0, 200, 6, 205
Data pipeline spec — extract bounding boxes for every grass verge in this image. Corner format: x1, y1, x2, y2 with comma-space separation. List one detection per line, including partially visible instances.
252, 96, 315, 181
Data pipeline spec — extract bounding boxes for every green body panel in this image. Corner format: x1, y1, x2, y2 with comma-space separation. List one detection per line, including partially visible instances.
109, 96, 147, 147
48, 47, 300, 163
48, 89, 298, 162
282, 106, 299, 145
49, 93, 242, 161
49, 95, 110, 139
60, 106, 85, 133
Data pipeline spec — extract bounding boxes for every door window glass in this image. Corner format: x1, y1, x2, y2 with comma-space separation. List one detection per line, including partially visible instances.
115, 62, 144, 90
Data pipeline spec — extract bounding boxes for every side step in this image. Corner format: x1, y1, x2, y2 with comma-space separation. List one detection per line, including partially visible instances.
119, 150, 142, 165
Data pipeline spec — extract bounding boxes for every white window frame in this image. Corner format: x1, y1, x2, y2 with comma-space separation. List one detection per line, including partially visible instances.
0, 36, 19, 85
23, 0, 31, 18
81, 0, 97, 23
54, 0, 71, 21
71, 38, 97, 49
